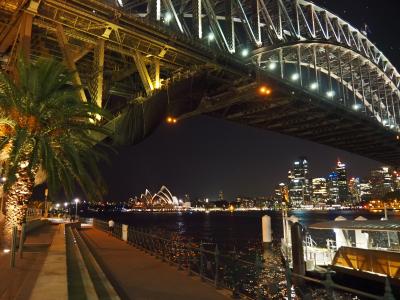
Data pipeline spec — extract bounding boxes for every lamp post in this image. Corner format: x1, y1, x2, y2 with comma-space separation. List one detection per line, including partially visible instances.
0, 177, 6, 215
44, 188, 49, 218
74, 198, 79, 220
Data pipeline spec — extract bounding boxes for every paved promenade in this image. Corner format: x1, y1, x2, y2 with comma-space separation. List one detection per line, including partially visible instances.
80, 228, 231, 300
0, 223, 57, 300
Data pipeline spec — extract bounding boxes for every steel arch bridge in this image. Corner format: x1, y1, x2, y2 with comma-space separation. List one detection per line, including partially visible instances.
1, 0, 400, 164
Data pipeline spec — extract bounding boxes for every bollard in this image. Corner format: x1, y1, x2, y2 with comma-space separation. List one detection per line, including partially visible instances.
10, 226, 17, 268
214, 245, 220, 289
18, 223, 26, 258
261, 215, 272, 250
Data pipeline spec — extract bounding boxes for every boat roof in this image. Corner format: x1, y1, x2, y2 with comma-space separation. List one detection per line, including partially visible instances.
308, 220, 400, 232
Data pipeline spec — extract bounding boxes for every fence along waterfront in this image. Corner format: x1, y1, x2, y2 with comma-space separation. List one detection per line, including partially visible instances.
92, 219, 396, 300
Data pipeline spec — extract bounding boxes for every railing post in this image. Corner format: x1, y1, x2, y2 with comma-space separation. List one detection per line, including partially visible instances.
284, 260, 292, 300
255, 254, 263, 300
10, 226, 17, 268
187, 244, 192, 276
161, 239, 166, 262
178, 242, 183, 270
214, 245, 220, 289
231, 248, 240, 299
18, 223, 26, 258
200, 242, 205, 281
383, 277, 395, 300
324, 268, 334, 300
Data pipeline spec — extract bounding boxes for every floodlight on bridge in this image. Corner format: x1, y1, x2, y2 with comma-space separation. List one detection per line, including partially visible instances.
352, 103, 361, 111
166, 116, 177, 124
258, 86, 271, 96
241, 49, 249, 57
291, 73, 300, 81
326, 90, 335, 98
310, 82, 318, 90
207, 32, 215, 42
164, 12, 172, 23
268, 62, 277, 70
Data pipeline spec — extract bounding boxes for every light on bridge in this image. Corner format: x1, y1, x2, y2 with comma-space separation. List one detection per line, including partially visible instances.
268, 62, 277, 70
291, 73, 300, 81
164, 12, 172, 23
241, 49, 249, 57
166, 116, 177, 124
207, 32, 215, 41
326, 90, 335, 98
310, 82, 318, 90
352, 103, 361, 111
258, 86, 271, 96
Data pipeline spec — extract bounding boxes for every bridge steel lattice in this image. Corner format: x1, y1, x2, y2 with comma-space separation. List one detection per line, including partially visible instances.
1, 0, 400, 165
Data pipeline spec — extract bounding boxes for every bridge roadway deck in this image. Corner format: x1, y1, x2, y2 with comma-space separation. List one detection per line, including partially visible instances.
80, 228, 231, 300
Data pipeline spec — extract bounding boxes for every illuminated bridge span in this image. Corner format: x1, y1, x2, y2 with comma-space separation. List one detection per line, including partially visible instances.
1, 0, 400, 164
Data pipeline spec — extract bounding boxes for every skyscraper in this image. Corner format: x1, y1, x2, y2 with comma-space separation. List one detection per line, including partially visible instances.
312, 178, 328, 203
336, 160, 349, 203
327, 171, 339, 203
288, 157, 310, 207
370, 167, 394, 199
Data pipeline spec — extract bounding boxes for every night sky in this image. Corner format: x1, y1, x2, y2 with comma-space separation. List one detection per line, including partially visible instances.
101, 0, 400, 202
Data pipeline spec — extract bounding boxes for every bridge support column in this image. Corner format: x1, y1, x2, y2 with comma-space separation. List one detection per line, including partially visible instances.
55, 24, 87, 102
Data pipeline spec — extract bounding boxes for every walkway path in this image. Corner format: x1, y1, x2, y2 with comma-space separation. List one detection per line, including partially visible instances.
0, 222, 57, 300
80, 228, 231, 300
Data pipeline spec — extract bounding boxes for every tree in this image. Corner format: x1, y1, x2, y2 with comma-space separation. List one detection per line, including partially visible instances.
0, 57, 110, 238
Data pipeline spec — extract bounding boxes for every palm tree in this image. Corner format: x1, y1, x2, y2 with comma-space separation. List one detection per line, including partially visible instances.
0, 57, 110, 238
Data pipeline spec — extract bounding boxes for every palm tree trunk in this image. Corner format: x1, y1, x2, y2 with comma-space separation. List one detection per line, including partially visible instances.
3, 162, 35, 245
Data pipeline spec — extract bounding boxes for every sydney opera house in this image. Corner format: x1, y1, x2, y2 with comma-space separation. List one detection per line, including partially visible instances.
129, 186, 181, 210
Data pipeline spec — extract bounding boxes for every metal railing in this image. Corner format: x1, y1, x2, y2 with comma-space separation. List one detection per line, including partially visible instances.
93, 219, 396, 300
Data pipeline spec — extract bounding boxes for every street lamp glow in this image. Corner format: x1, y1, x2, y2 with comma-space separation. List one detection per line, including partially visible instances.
74, 198, 79, 204
268, 62, 277, 70
326, 90, 335, 98
241, 48, 249, 57
310, 82, 318, 90
64, 202, 68, 207
207, 32, 215, 41
291, 73, 300, 81
56, 203, 60, 208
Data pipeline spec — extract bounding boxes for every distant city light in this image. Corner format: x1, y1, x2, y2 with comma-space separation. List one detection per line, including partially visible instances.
291, 73, 300, 81
326, 90, 335, 98
241, 48, 249, 57
352, 103, 361, 110
166, 116, 177, 124
164, 12, 172, 23
310, 82, 318, 90
258, 85, 271, 96
56, 203, 60, 208
3, 249, 10, 253
207, 32, 215, 41
268, 62, 277, 70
